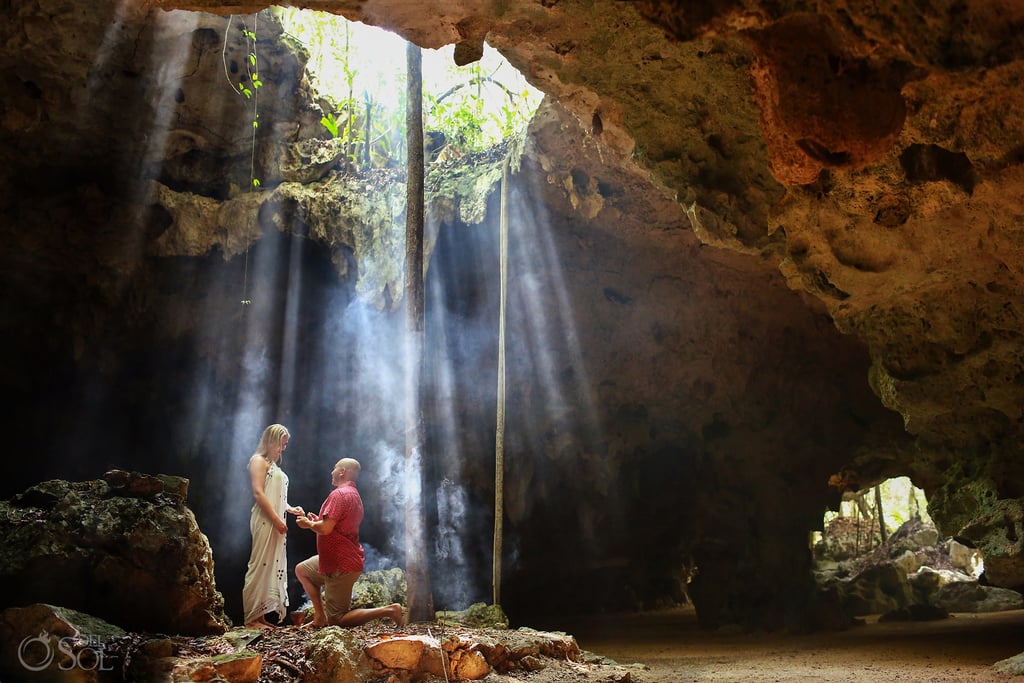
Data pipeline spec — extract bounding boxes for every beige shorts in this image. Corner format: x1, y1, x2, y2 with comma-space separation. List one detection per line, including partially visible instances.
298, 555, 360, 623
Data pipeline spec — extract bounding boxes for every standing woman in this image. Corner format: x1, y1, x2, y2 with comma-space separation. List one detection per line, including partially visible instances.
242, 423, 304, 628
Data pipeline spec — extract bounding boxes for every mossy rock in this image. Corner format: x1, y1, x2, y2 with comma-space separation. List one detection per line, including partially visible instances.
436, 602, 509, 629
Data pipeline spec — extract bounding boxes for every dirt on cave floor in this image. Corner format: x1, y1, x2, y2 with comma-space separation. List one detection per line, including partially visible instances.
185, 604, 1024, 682
539, 604, 1024, 682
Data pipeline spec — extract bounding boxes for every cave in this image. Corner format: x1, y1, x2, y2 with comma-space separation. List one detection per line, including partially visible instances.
3, 0, 1024, 681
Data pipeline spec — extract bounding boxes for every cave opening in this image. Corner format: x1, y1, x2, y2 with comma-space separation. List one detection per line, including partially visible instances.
818, 476, 935, 554
273, 6, 544, 164
813, 477, 991, 619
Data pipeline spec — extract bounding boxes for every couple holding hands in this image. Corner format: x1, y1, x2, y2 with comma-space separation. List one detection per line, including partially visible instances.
241, 424, 404, 629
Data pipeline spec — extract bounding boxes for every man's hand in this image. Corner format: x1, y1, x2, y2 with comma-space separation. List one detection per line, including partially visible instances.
296, 512, 320, 530
296, 512, 335, 535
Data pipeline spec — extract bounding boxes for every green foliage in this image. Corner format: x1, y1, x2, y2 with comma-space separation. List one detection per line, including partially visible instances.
230, 14, 263, 189
236, 22, 262, 101
823, 476, 933, 534
275, 7, 542, 168
878, 476, 932, 528
320, 112, 340, 138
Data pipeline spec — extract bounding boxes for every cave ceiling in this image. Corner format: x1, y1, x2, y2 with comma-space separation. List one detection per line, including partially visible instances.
110, 2, 1024, 422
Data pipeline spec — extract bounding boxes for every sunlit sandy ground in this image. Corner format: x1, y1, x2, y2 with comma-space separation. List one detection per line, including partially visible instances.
539, 605, 1024, 682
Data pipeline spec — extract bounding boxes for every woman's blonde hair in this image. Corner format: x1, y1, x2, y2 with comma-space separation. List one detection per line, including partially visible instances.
255, 423, 290, 464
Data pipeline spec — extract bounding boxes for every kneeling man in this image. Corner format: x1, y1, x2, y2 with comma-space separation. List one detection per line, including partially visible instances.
295, 457, 404, 627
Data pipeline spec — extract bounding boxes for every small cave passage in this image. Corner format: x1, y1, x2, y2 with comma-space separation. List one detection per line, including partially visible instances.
816, 477, 936, 561
813, 477, 1005, 627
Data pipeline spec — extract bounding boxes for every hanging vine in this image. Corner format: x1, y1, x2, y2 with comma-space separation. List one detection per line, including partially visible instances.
222, 13, 264, 306
237, 15, 263, 189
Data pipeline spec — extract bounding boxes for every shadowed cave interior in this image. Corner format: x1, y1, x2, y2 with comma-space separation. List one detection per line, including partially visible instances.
3, 0, 1024, 680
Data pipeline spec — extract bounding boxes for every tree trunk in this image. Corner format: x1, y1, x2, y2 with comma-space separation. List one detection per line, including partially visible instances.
909, 482, 920, 520
403, 39, 433, 624
874, 484, 887, 545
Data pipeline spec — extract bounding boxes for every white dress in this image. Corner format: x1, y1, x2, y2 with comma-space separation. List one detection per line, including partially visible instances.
242, 462, 289, 624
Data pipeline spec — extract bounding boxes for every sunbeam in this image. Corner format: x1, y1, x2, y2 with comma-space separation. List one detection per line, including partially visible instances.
508, 173, 603, 454
111, 6, 547, 622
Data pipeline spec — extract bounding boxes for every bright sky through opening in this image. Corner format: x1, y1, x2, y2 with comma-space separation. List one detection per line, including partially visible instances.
277, 8, 544, 150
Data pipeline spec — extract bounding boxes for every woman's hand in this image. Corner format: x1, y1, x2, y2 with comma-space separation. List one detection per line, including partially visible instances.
286, 505, 305, 516
275, 519, 288, 535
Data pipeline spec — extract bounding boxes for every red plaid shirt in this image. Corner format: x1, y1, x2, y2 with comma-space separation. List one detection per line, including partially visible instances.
316, 483, 365, 574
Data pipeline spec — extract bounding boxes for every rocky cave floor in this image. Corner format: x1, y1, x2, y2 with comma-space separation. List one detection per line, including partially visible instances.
554, 606, 1024, 683
34, 509, 1021, 683
76, 513, 1024, 682
152, 606, 1024, 682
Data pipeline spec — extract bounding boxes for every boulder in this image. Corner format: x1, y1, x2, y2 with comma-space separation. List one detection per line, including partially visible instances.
165, 650, 263, 683
365, 633, 434, 670
0, 471, 229, 636
0, 603, 125, 683
303, 627, 374, 683
948, 540, 984, 578
436, 602, 510, 629
446, 644, 491, 680
909, 566, 1023, 613
351, 568, 407, 610
892, 549, 932, 576
935, 582, 1024, 613
994, 652, 1024, 676
839, 562, 914, 615
364, 633, 493, 681
909, 566, 973, 605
